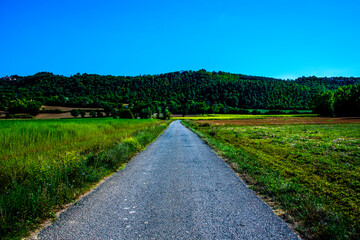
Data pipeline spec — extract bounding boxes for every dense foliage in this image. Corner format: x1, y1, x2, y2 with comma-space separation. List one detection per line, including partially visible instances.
6, 99, 42, 116
1, 70, 359, 113
312, 84, 360, 116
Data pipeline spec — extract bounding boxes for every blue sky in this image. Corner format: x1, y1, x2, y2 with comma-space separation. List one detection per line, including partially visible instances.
1, 0, 359, 79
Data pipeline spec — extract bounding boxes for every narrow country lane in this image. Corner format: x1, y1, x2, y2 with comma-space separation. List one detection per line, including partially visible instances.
34, 121, 299, 240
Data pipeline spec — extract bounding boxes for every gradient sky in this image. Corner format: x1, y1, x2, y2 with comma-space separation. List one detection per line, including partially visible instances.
1, 0, 359, 79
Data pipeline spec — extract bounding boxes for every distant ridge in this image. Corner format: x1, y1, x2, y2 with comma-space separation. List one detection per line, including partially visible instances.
1, 70, 359, 111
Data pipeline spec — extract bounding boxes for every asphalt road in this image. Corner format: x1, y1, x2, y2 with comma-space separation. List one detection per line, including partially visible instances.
34, 121, 299, 240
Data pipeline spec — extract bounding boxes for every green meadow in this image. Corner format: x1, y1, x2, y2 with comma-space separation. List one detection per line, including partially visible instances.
184, 121, 360, 239
0, 118, 168, 239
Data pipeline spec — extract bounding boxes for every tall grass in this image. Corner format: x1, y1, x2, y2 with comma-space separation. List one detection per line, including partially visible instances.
0, 118, 168, 239
184, 120, 360, 239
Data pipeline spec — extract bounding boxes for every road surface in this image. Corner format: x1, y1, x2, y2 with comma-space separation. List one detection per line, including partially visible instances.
34, 121, 299, 239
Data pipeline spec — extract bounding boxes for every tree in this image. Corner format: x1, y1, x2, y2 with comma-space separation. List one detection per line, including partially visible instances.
111, 109, 118, 119
140, 108, 151, 119
197, 101, 209, 114
89, 110, 96, 118
7, 99, 42, 116
96, 110, 103, 117
118, 109, 134, 119
164, 108, 171, 120
312, 91, 334, 116
103, 105, 113, 117
79, 110, 86, 118
333, 84, 360, 116
70, 109, 80, 118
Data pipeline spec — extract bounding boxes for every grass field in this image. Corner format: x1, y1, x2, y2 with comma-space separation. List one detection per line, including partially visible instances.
0, 118, 168, 239
184, 120, 360, 239
172, 113, 317, 120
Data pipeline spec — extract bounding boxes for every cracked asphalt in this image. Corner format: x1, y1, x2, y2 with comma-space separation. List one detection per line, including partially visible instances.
34, 120, 299, 239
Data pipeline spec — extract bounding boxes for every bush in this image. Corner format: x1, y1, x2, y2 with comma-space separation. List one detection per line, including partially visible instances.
289, 109, 300, 114
265, 109, 285, 115
103, 105, 113, 117
251, 110, 262, 115
96, 111, 103, 118
79, 110, 86, 118
111, 109, 118, 119
89, 110, 96, 118
140, 108, 151, 119
118, 109, 134, 119
164, 109, 171, 120
70, 109, 80, 118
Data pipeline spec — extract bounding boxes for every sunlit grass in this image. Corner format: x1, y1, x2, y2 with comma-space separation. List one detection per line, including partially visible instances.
184, 120, 360, 239
0, 118, 168, 239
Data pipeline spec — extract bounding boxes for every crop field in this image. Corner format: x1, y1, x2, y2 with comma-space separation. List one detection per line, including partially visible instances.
184, 120, 360, 239
0, 118, 168, 239
173, 113, 317, 120
197, 116, 360, 126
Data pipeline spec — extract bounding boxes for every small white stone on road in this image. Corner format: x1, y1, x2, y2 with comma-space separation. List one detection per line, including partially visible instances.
129, 211, 136, 214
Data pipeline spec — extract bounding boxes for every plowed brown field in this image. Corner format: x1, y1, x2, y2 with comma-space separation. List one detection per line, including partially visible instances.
197, 117, 360, 126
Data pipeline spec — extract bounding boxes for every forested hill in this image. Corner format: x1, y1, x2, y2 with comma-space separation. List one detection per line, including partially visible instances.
1, 70, 359, 111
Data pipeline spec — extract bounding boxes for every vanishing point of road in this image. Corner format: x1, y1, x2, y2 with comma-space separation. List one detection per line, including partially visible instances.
34, 121, 299, 239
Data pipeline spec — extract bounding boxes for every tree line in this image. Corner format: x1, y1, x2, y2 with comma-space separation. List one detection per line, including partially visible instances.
1, 70, 359, 115
312, 83, 360, 117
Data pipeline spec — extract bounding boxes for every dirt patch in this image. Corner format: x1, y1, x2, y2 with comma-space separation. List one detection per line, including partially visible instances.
197, 117, 360, 126
34, 106, 105, 119
35, 112, 74, 119
40, 105, 103, 111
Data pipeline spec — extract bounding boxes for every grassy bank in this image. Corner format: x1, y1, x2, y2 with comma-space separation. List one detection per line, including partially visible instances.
0, 118, 169, 239
183, 120, 360, 239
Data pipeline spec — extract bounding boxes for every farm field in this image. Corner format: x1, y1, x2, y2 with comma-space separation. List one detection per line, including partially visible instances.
173, 113, 317, 120
0, 118, 168, 239
184, 120, 360, 239
197, 116, 360, 125
36, 106, 104, 119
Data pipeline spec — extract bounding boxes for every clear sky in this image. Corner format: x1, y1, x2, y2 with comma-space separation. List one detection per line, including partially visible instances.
1, 0, 359, 79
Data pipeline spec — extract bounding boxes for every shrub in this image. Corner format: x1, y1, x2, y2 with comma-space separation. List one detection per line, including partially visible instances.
266, 109, 285, 115
96, 111, 103, 118
89, 110, 96, 118
251, 110, 262, 115
118, 109, 134, 119
79, 110, 86, 118
70, 109, 80, 118
111, 109, 118, 119
164, 109, 172, 120
289, 109, 300, 114
208, 126, 218, 136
